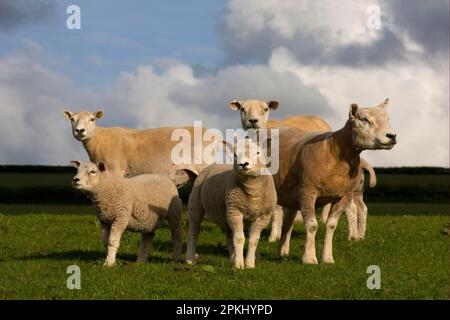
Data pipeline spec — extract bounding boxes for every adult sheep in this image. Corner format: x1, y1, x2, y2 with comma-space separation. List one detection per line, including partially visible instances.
229, 99, 377, 241
63, 110, 212, 189
275, 98, 396, 264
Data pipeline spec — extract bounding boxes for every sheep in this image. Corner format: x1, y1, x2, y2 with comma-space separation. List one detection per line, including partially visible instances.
63, 110, 211, 188
320, 157, 377, 240
71, 160, 182, 267
274, 98, 396, 264
229, 99, 377, 242
185, 136, 277, 269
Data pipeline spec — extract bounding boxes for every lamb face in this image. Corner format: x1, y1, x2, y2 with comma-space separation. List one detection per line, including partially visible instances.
63, 110, 104, 141
229, 100, 279, 130
71, 160, 105, 192
232, 137, 269, 177
349, 98, 397, 150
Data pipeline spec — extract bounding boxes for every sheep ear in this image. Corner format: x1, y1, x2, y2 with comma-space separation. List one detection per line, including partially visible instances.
98, 162, 106, 172
63, 110, 74, 120
267, 100, 279, 110
94, 110, 104, 119
70, 160, 80, 168
229, 100, 242, 111
349, 103, 358, 120
379, 98, 389, 109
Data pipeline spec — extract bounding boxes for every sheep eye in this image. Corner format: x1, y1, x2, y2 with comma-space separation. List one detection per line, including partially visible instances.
257, 151, 260, 155
90, 118, 95, 122
360, 118, 370, 125
264, 108, 269, 112
89, 170, 97, 174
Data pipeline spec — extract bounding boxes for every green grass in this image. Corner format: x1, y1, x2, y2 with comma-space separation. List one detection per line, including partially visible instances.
0, 207, 448, 299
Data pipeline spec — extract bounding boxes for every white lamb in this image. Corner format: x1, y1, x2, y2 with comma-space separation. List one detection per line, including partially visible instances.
71, 160, 182, 267
186, 137, 277, 269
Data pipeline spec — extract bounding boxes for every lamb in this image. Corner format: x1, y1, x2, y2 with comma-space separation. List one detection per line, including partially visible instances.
274, 98, 396, 264
63, 110, 211, 188
229, 99, 377, 242
185, 137, 277, 269
71, 160, 182, 267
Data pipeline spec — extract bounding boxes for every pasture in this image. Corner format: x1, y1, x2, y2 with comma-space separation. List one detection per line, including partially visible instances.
0, 204, 448, 300
0, 168, 448, 300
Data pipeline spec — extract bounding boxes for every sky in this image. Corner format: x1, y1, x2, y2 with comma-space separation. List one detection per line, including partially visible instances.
0, 0, 448, 167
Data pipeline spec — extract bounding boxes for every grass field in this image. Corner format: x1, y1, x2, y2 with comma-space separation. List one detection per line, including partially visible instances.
0, 204, 448, 300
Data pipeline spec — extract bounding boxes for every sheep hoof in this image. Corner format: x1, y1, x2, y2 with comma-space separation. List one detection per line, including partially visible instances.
302, 256, 318, 265
321, 257, 335, 264
278, 247, 290, 257
233, 260, 245, 269
268, 235, 280, 242
103, 260, 116, 267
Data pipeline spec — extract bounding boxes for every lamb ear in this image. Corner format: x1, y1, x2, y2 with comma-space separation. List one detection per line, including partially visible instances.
267, 100, 279, 110
97, 162, 106, 172
94, 110, 104, 119
70, 160, 81, 168
63, 110, 74, 120
229, 100, 242, 111
379, 98, 389, 108
349, 103, 358, 119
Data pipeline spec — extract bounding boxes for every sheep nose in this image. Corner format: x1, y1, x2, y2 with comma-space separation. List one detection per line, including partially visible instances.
386, 133, 396, 142
249, 119, 258, 124
75, 128, 85, 133
239, 162, 249, 168
73, 177, 80, 183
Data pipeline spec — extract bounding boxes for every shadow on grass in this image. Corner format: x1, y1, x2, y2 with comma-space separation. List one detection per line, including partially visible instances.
15, 249, 172, 264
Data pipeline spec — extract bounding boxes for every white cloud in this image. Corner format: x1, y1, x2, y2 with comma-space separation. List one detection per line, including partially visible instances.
225, 0, 381, 47
269, 47, 449, 167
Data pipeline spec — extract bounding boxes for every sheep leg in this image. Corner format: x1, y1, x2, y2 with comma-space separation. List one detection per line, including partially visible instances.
345, 199, 358, 240
320, 203, 332, 224
294, 210, 303, 224
137, 233, 154, 263
299, 193, 319, 264
104, 220, 127, 267
226, 227, 234, 259
186, 202, 205, 265
321, 198, 348, 264
268, 205, 283, 242
355, 194, 368, 240
246, 214, 271, 268
166, 206, 183, 262
226, 210, 245, 269
100, 222, 111, 248
277, 208, 297, 257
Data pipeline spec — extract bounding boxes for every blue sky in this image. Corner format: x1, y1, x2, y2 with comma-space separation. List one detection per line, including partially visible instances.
0, 0, 448, 166
0, 0, 227, 86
